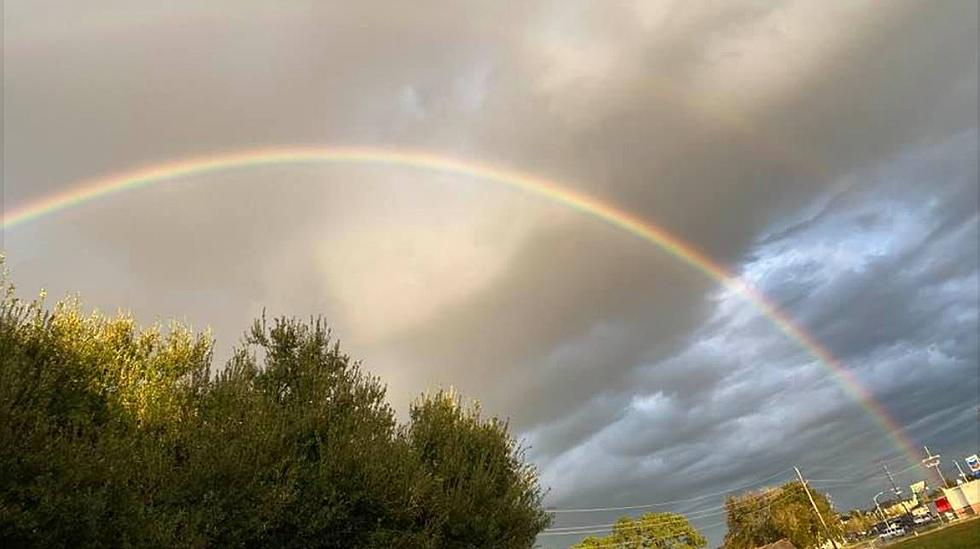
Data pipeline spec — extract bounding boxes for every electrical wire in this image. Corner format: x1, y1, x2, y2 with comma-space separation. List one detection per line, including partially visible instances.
541, 488, 797, 536
546, 468, 792, 513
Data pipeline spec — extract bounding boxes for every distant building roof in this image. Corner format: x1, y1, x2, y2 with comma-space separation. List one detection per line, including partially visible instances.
755, 540, 797, 549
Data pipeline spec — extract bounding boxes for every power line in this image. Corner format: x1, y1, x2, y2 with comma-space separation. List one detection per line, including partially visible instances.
545, 487, 795, 532
805, 460, 924, 486
543, 491, 802, 543
543, 470, 860, 546
544, 514, 710, 535
542, 452, 943, 544
542, 488, 797, 536
540, 451, 958, 549
807, 479, 856, 487
806, 454, 914, 482
548, 520, 729, 545
548, 452, 932, 518
544, 512, 722, 535
541, 517, 729, 538
546, 468, 792, 513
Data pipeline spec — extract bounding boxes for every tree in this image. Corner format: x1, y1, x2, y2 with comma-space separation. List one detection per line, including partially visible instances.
723, 482, 843, 549
571, 512, 707, 549
0, 266, 550, 547
841, 510, 876, 538
407, 389, 550, 548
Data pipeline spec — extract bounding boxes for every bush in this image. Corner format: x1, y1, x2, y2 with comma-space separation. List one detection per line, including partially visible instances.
0, 270, 549, 548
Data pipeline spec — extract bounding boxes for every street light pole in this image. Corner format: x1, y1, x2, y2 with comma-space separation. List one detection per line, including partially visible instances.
873, 491, 889, 527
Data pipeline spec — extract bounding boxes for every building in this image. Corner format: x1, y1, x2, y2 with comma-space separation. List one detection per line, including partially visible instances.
940, 478, 980, 518
882, 494, 918, 518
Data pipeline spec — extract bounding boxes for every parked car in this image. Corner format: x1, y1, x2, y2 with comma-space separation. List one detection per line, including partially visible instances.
878, 525, 907, 540
912, 514, 933, 525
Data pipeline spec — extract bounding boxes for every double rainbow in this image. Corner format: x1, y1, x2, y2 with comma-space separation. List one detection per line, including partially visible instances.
3, 146, 922, 468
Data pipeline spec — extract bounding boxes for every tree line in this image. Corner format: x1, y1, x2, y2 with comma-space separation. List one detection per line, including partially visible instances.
0, 269, 549, 548
570, 481, 841, 549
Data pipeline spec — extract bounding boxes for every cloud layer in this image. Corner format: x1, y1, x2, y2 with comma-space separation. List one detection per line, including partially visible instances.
4, 2, 977, 546
535, 131, 977, 544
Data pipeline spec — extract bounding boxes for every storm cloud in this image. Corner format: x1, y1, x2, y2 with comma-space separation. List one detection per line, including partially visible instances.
3, 1, 977, 546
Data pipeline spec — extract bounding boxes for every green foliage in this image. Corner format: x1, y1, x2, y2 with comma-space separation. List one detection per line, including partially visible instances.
841, 509, 876, 536
570, 512, 707, 549
0, 268, 549, 548
722, 481, 843, 549
408, 390, 550, 547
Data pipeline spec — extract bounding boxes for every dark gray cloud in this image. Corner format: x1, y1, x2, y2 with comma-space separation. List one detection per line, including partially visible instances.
536, 132, 977, 546
3, 2, 977, 547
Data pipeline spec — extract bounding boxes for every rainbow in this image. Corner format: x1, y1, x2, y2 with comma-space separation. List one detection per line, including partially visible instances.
3, 146, 923, 467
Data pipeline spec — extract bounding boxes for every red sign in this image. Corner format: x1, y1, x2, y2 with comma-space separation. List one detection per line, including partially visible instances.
934, 497, 951, 513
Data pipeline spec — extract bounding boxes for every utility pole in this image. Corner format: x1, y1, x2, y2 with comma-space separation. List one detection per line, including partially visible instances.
922, 446, 949, 489
795, 467, 839, 549
883, 464, 918, 536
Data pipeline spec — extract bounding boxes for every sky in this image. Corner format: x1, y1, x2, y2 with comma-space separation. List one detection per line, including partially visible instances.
2, 1, 978, 547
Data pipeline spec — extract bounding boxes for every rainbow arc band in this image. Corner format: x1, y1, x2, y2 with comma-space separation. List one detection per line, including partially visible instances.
2, 146, 922, 468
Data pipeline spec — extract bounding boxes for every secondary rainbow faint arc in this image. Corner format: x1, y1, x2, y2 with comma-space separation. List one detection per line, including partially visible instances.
3, 146, 922, 467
